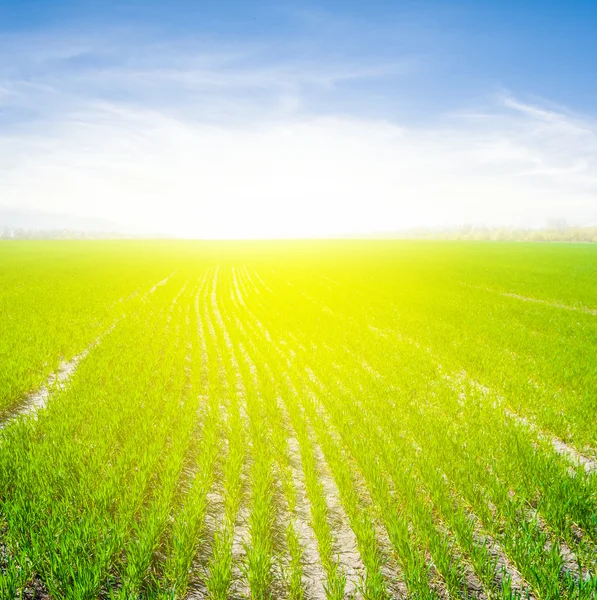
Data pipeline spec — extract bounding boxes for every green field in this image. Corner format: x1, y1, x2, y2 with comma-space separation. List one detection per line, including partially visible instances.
1, 240, 597, 600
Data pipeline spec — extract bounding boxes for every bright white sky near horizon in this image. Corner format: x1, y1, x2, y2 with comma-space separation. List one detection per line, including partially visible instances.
1, 1, 597, 238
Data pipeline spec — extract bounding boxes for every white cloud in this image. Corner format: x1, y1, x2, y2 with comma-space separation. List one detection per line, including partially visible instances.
1, 35, 596, 237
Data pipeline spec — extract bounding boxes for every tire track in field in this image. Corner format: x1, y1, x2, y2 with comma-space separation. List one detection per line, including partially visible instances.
1, 299, 180, 600
459, 282, 597, 316
431, 366, 593, 593
145, 269, 178, 297
366, 324, 590, 594
0, 322, 117, 429
505, 409, 597, 475
375, 279, 597, 476
367, 306, 597, 494
443, 367, 597, 484
0, 345, 90, 428
0, 275, 165, 429
292, 273, 597, 479
2, 281, 191, 599
439, 366, 597, 475
310, 272, 594, 468
369, 319, 597, 476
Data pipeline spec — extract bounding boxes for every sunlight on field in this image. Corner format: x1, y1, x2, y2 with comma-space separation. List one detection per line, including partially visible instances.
1, 240, 597, 599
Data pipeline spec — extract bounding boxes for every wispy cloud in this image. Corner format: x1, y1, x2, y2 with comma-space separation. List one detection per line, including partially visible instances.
1, 29, 596, 237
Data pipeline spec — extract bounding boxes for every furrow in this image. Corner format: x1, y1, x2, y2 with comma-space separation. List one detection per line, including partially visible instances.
230, 267, 328, 599
233, 267, 367, 598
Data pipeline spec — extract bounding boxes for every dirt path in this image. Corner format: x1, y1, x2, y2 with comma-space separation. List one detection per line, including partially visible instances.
146, 269, 178, 296
0, 326, 114, 430
505, 409, 597, 474
459, 282, 597, 317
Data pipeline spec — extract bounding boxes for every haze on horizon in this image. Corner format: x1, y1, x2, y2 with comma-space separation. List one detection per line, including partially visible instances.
1, 1, 597, 239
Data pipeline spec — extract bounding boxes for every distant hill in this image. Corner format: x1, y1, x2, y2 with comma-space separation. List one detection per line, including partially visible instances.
0, 207, 130, 239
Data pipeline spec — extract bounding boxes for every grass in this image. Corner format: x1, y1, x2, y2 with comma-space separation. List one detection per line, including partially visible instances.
1, 239, 597, 599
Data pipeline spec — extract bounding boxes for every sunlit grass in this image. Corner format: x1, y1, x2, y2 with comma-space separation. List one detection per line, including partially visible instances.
1, 240, 597, 599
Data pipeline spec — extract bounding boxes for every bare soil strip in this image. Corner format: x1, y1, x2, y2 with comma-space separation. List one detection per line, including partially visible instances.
441, 363, 597, 476
0, 330, 111, 429
432, 519, 487, 600
505, 410, 597, 474
244, 266, 274, 296
229, 503, 251, 600
316, 369, 443, 600
445, 362, 597, 476
460, 282, 597, 316
472, 521, 532, 598
309, 439, 366, 599
247, 342, 365, 596
147, 269, 178, 296
269, 378, 331, 600
237, 268, 485, 598
330, 434, 409, 599
500, 290, 597, 315
187, 487, 224, 600
304, 369, 409, 599
525, 507, 589, 583
285, 435, 328, 600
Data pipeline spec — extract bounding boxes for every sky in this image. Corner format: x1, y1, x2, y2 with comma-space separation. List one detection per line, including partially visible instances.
1, 0, 597, 238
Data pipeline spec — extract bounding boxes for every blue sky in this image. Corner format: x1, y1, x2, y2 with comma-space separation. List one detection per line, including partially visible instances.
1, 1, 596, 237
